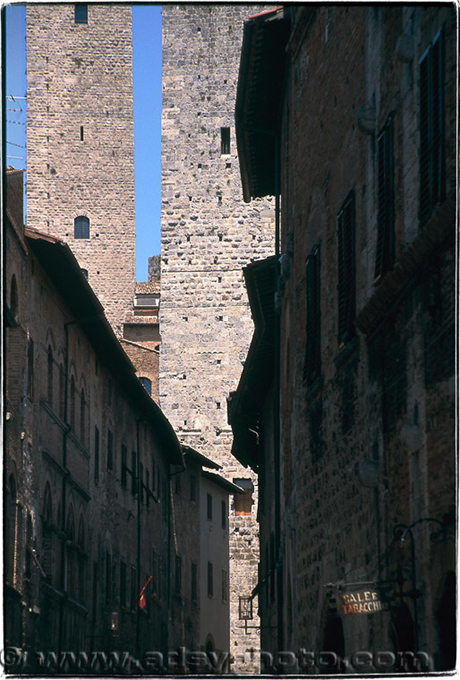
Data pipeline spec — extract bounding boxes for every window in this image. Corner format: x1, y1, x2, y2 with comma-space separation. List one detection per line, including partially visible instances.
207, 493, 213, 520
27, 338, 34, 400
375, 116, 395, 281
239, 596, 253, 620
191, 562, 197, 601
139, 377, 152, 396
175, 555, 182, 595
221, 127, 230, 155
207, 562, 213, 597
80, 126, 84, 141
47, 347, 53, 405
75, 4, 88, 24
222, 569, 228, 603
107, 429, 113, 470
233, 478, 254, 516
121, 445, 127, 488
337, 192, 356, 347
304, 245, 321, 385
93, 426, 99, 484
221, 500, 227, 529
81, 268, 88, 280
420, 29, 445, 224
74, 215, 89, 239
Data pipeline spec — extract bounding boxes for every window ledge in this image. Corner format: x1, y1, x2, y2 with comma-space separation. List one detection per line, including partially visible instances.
334, 335, 360, 368
41, 398, 68, 432
356, 197, 455, 336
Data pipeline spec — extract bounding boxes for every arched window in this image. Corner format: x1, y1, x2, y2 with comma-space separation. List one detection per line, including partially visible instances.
139, 377, 152, 396
74, 216, 90, 239
47, 347, 54, 405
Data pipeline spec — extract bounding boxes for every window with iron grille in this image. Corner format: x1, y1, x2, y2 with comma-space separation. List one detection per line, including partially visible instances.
375, 116, 395, 281
74, 216, 89, 239
419, 29, 445, 225
304, 244, 321, 385
337, 192, 356, 347
139, 377, 152, 396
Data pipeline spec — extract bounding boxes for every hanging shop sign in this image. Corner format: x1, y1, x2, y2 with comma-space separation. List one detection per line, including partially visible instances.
341, 590, 386, 616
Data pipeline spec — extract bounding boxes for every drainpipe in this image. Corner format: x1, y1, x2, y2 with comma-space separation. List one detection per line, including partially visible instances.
273, 134, 284, 656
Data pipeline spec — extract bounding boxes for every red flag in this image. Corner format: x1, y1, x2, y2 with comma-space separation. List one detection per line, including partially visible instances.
137, 575, 153, 610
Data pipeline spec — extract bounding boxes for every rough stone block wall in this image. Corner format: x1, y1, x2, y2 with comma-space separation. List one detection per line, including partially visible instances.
160, 5, 275, 670
25, 4, 136, 336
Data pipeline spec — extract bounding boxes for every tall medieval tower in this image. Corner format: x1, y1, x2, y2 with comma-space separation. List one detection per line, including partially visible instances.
160, 5, 275, 670
26, 4, 136, 336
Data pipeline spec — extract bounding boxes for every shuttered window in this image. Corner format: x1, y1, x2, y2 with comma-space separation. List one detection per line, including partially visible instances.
420, 29, 444, 225
304, 245, 321, 385
375, 116, 395, 281
337, 192, 356, 346
74, 216, 90, 239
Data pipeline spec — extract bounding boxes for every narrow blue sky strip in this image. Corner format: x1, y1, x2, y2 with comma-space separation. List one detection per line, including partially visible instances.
133, 4, 162, 280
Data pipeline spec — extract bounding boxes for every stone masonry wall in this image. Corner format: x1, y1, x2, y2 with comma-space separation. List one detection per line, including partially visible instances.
25, 4, 136, 336
160, 5, 275, 671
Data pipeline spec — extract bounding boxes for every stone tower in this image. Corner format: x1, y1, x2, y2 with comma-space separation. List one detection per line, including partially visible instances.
26, 4, 135, 335
160, 5, 275, 671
